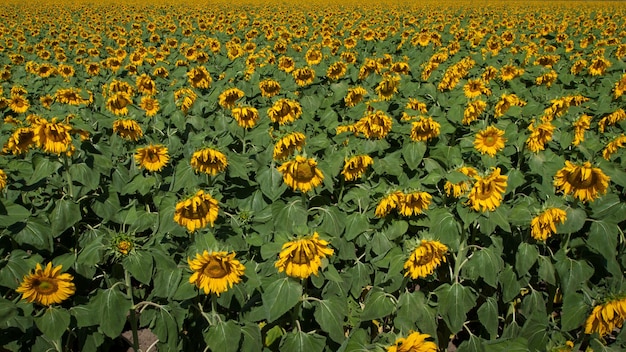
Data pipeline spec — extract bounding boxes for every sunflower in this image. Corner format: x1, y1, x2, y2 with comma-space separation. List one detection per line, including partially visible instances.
463, 79, 491, 98
326, 61, 347, 80
474, 126, 506, 156
603, 134, 626, 160
219, 88, 245, 109
15, 263, 75, 306
231, 106, 259, 129
4, 127, 35, 154
375, 191, 404, 218
500, 64, 524, 81
531, 208, 567, 241
344, 87, 367, 108
494, 94, 525, 118
526, 120, 555, 153
174, 88, 197, 114
386, 331, 437, 352
268, 99, 302, 125
187, 66, 212, 89
55, 88, 86, 105
277, 156, 324, 193
40, 94, 54, 109
410, 116, 440, 142
572, 114, 592, 146
57, 64, 75, 79
390, 62, 410, 75
188, 251, 245, 296
135, 74, 157, 95
305, 48, 323, 65
444, 166, 478, 198
598, 109, 626, 133
174, 190, 219, 232
278, 56, 295, 73
293, 67, 315, 86
588, 57, 611, 76
404, 240, 448, 280
106, 91, 132, 116
259, 79, 281, 98
33, 118, 73, 154
134, 144, 169, 172
554, 161, 610, 203
355, 111, 393, 139
140, 96, 160, 117
275, 232, 334, 279
467, 167, 508, 212
536, 70, 558, 87
463, 100, 487, 125
273, 132, 306, 161
342, 155, 373, 181
405, 98, 428, 114
398, 192, 432, 216
112, 119, 143, 141
0, 169, 6, 191
585, 297, 626, 337
375, 75, 400, 101
36, 63, 56, 78
8, 95, 29, 114
613, 74, 626, 99
85, 62, 100, 76
191, 148, 228, 176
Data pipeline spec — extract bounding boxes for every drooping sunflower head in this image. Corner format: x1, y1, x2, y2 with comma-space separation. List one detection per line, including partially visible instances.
275, 232, 334, 279
218, 88, 245, 109
135, 74, 157, 95
8, 95, 29, 114
444, 166, 478, 198
16, 262, 75, 306
259, 79, 281, 98
268, 99, 302, 125
467, 167, 508, 212
277, 155, 324, 193
106, 91, 132, 116
404, 239, 449, 280
387, 331, 438, 352
588, 56, 611, 76
134, 144, 169, 172
398, 191, 432, 216
355, 110, 393, 139
375, 191, 404, 218
187, 66, 213, 89
33, 118, 73, 154
174, 190, 220, 232
554, 161, 610, 203
474, 125, 506, 157
463, 79, 489, 99
375, 75, 400, 101
584, 297, 626, 337
191, 148, 228, 176
326, 61, 347, 80
4, 127, 36, 155
231, 106, 260, 129
113, 119, 144, 141
344, 87, 367, 108
531, 207, 567, 241
342, 155, 374, 181
273, 132, 306, 161
188, 251, 245, 296
0, 169, 6, 191
410, 116, 440, 142
293, 67, 316, 86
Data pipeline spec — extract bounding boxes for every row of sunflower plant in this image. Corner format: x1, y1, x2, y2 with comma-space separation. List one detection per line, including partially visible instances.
0, 0, 626, 351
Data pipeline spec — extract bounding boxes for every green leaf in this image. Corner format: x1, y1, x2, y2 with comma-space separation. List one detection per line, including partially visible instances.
315, 206, 345, 236
91, 191, 121, 222
272, 200, 308, 232
70, 305, 99, 328
0, 202, 30, 227
35, 307, 70, 341
436, 283, 477, 333
344, 213, 370, 241
487, 206, 511, 233
69, 162, 101, 190
0, 250, 39, 289
262, 278, 302, 323
123, 252, 153, 285
477, 296, 499, 339
205, 320, 241, 352
13, 217, 53, 252
258, 166, 287, 201
49, 199, 81, 236
402, 142, 427, 170
279, 330, 325, 352
456, 335, 485, 352
537, 256, 556, 285
515, 243, 538, 276
483, 337, 528, 352
241, 323, 263, 352
152, 307, 179, 351
395, 291, 437, 338
463, 247, 503, 288
314, 297, 347, 343
556, 208, 586, 234
153, 268, 183, 299
561, 292, 588, 331
500, 266, 522, 303
171, 162, 199, 193
520, 314, 549, 351
587, 220, 618, 260
337, 328, 369, 352
384, 220, 409, 241
265, 325, 285, 348
428, 208, 461, 251
554, 255, 594, 294
28, 155, 62, 186
360, 287, 396, 321
92, 287, 133, 338
371, 232, 393, 256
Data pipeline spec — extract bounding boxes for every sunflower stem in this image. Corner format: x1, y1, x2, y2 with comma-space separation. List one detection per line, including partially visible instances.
453, 232, 468, 284
124, 270, 140, 352
62, 155, 74, 199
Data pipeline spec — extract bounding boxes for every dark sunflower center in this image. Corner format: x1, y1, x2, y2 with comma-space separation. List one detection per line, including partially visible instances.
203, 258, 229, 278
484, 135, 496, 146
295, 162, 314, 180
34, 279, 58, 294
415, 249, 436, 266
567, 169, 595, 188
291, 246, 311, 265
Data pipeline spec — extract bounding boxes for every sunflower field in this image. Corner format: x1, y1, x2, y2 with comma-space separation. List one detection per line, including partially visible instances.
1, 0, 626, 351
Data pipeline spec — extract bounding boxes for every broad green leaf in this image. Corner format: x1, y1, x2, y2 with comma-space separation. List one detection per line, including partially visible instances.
152, 307, 179, 352
384, 220, 408, 241
257, 166, 287, 201
435, 283, 477, 333
344, 213, 370, 241
35, 307, 70, 341
463, 247, 503, 288
152, 267, 183, 299
0, 202, 30, 227
477, 296, 499, 339
13, 217, 53, 252
515, 243, 538, 276
561, 292, 588, 331
70, 305, 99, 328
587, 220, 618, 261
204, 320, 241, 352
555, 208, 586, 234
0, 250, 40, 289
360, 287, 396, 321
337, 328, 369, 352
92, 287, 133, 338
241, 323, 263, 352
371, 232, 393, 256
69, 162, 101, 190
28, 155, 62, 186
314, 206, 345, 236
537, 256, 556, 286
427, 207, 461, 251
279, 330, 325, 352
272, 200, 307, 232
49, 199, 81, 236
554, 255, 594, 294
402, 142, 427, 170
262, 278, 302, 323
91, 191, 121, 222
395, 291, 438, 338
456, 335, 485, 352
500, 266, 522, 303
483, 337, 528, 352
520, 314, 549, 351
314, 297, 347, 343
123, 251, 153, 285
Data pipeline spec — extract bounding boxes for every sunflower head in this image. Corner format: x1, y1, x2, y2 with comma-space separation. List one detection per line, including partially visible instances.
231, 106, 259, 129
134, 144, 169, 172
404, 239, 448, 280
275, 232, 334, 279
277, 155, 324, 193
386, 330, 438, 352
191, 148, 228, 176
467, 167, 508, 212
188, 251, 245, 296
410, 116, 440, 142
113, 119, 144, 141
273, 132, 306, 161
16, 262, 75, 306
554, 161, 610, 203
531, 207, 567, 241
342, 155, 374, 181
174, 190, 220, 232
474, 125, 506, 156
219, 88, 245, 109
